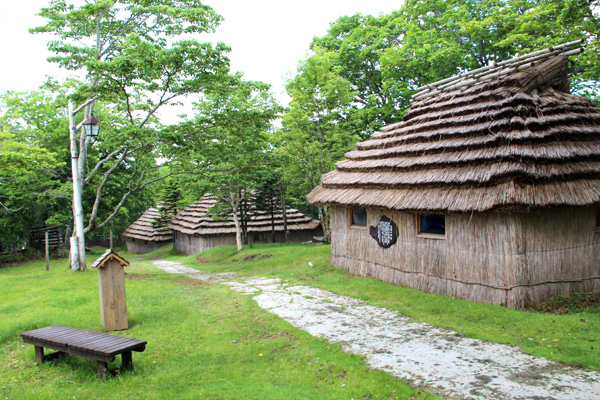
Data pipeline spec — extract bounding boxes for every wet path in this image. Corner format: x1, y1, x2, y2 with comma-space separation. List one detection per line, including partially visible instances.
152, 260, 600, 400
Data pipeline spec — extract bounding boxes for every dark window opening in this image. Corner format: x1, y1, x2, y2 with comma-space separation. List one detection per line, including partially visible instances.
351, 208, 367, 226
418, 214, 445, 236
596, 209, 600, 231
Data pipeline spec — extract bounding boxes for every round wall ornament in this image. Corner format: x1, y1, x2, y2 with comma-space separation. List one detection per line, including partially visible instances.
369, 215, 398, 248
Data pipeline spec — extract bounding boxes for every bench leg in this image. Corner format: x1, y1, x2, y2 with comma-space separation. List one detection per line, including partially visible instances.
34, 346, 44, 365
121, 351, 133, 371
97, 361, 108, 380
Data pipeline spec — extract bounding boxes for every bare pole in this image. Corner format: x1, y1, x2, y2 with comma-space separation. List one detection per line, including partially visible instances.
45, 231, 50, 271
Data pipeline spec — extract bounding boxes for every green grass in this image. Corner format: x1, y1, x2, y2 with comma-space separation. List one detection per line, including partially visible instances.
153, 242, 600, 371
0, 253, 437, 400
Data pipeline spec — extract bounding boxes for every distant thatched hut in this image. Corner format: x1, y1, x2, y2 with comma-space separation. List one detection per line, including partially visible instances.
168, 195, 322, 255
308, 42, 600, 308
123, 207, 172, 254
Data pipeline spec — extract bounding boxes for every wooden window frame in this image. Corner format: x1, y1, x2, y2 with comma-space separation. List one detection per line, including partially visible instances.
416, 214, 446, 240
350, 207, 367, 228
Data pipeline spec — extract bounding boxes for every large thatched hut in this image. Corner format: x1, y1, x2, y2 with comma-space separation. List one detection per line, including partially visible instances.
123, 207, 172, 254
168, 195, 322, 255
308, 42, 600, 308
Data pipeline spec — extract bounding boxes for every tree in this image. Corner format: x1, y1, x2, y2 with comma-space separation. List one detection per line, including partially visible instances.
31, 0, 231, 269
0, 86, 70, 253
0, 127, 63, 253
277, 52, 359, 241
252, 172, 285, 243
310, 12, 406, 136
305, 0, 600, 140
180, 78, 281, 252
0, 84, 163, 253
152, 179, 182, 231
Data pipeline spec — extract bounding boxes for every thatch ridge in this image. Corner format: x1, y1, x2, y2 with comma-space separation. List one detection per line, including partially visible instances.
123, 207, 172, 242
308, 48, 600, 212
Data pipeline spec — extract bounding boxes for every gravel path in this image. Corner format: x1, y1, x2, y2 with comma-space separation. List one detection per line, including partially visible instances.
152, 260, 600, 400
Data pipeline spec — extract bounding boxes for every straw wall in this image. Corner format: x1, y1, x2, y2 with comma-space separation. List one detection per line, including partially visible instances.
173, 228, 322, 256
125, 239, 171, 254
331, 206, 600, 308
173, 231, 236, 255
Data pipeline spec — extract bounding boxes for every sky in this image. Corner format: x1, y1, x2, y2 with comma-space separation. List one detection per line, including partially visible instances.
0, 0, 402, 110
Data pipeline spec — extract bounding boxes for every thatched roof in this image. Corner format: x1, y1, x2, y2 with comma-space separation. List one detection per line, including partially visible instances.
168, 194, 321, 235
122, 207, 172, 242
308, 42, 600, 213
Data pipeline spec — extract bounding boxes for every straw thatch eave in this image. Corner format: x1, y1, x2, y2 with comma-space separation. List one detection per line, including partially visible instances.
308, 49, 600, 213
123, 207, 172, 242
169, 194, 321, 236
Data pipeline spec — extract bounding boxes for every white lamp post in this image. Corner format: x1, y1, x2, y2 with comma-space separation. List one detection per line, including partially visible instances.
68, 99, 100, 272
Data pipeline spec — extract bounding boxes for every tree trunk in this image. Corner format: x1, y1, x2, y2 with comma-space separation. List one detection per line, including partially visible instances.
240, 196, 249, 245
232, 207, 243, 252
279, 180, 288, 242
270, 201, 275, 243
320, 206, 331, 243
69, 100, 86, 271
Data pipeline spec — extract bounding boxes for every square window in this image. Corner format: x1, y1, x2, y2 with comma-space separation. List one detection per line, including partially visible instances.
418, 214, 445, 236
351, 208, 367, 226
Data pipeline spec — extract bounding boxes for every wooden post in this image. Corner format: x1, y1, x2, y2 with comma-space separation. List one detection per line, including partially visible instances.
45, 231, 50, 271
92, 250, 129, 331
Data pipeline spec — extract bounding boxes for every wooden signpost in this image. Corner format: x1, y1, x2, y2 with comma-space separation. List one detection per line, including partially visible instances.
91, 250, 130, 331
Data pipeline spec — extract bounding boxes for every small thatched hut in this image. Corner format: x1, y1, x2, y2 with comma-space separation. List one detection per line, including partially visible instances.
123, 207, 172, 254
168, 195, 322, 255
308, 41, 600, 308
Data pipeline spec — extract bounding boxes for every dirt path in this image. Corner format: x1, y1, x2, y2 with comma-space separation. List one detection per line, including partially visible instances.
152, 260, 600, 400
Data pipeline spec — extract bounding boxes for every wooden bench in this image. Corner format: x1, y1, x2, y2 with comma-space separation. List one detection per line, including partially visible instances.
21, 325, 147, 379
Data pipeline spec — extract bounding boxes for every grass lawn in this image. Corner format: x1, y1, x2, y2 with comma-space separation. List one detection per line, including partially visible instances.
153, 243, 600, 372
0, 249, 438, 400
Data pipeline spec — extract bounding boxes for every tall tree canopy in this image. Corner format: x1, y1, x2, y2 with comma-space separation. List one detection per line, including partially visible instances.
306, 0, 600, 137
177, 77, 282, 252
28, 0, 232, 268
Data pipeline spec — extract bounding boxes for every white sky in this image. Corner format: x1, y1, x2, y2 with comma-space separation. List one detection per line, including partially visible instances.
0, 1, 401, 112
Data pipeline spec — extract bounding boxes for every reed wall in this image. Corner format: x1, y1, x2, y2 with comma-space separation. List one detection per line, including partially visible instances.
125, 239, 171, 254
173, 229, 322, 255
330, 206, 600, 308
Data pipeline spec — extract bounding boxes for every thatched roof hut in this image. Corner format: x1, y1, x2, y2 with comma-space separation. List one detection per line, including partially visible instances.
308, 41, 600, 307
168, 194, 322, 255
123, 207, 172, 254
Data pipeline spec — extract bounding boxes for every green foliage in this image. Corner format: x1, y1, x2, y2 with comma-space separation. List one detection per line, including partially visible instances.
0, 129, 59, 179
278, 51, 358, 199
0, 87, 72, 251
152, 179, 182, 231
301, 0, 600, 139
27, 0, 233, 240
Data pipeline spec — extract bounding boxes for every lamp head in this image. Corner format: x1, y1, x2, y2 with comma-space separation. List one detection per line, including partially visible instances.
82, 115, 100, 137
